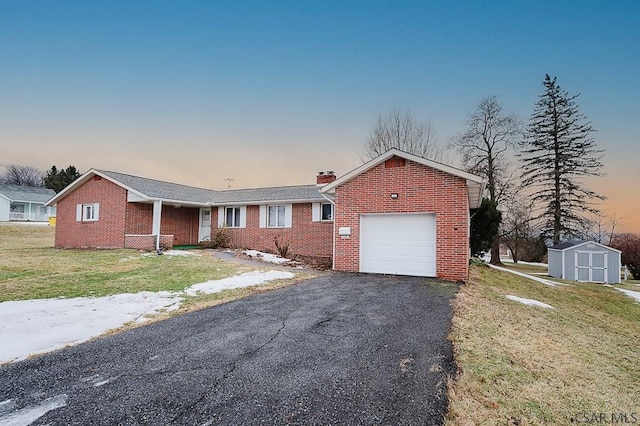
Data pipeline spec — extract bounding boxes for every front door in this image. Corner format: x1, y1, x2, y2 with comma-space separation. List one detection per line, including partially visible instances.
199, 208, 211, 242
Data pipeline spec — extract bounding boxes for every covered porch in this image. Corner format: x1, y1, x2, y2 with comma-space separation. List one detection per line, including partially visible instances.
9, 202, 56, 222
124, 199, 211, 251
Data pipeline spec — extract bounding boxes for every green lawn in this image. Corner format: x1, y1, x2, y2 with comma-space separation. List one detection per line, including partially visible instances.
447, 264, 640, 425
0, 224, 307, 305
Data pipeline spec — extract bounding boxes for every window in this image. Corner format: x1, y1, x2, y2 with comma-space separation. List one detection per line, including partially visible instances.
268, 205, 286, 227
321, 203, 333, 221
76, 203, 99, 222
10, 204, 25, 213
225, 207, 241, 227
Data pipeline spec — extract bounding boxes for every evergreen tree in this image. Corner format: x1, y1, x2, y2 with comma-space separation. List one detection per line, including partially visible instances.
470, 198, 502, 258
519, 75, 605, 245
44, 165, 81, 193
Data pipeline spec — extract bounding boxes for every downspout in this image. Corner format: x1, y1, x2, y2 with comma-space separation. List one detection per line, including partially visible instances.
321, 193, 336, 271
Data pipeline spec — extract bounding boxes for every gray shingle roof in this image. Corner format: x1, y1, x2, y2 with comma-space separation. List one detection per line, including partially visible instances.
0, 184, 55, 203
96, 170, 327, 205
212, 185, 326, 204
97, 170, 218, 204
549, 240, 586, 250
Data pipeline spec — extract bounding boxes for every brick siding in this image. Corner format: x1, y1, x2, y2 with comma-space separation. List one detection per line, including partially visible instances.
125, 203, 199, 246
124, 234, 174, 251
223, 203, 333, 258
54, 177, 127, 248
333, 157, 470, 282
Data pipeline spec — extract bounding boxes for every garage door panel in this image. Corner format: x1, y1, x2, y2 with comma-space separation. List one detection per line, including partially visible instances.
360, 213, 436, 277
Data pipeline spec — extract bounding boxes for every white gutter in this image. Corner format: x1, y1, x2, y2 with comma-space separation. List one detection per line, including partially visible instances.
320, 192, 337, 271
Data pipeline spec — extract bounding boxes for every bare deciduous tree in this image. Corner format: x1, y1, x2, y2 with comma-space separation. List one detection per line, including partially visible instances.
364, 107, 443, 161
610, 233, 640, 280
0, 164, 44, 187
451, 96, 522, 264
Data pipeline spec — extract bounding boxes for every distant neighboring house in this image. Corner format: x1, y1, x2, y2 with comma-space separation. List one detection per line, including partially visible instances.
46, 149, 485, 281
0, 184, 56, 222
548, 240, 621, 284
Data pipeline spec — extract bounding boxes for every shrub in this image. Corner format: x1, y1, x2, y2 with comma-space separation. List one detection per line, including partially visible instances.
274, 235, 290, 258
209, 227, 231, 249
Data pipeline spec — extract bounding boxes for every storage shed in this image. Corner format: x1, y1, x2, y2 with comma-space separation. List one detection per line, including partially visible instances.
548, 240, 621, 284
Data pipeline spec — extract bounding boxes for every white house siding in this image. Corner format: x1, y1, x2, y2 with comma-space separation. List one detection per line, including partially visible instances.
0, 197, 9, 221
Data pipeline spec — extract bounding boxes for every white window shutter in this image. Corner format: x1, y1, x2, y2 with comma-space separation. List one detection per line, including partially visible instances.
93, 203, 99, 221
76, 204, 82, 222
239, 206, 247, 228
217, 206, 225, 228
259, 205, 267, 228
312, 202, 320, 222
284, 204, 293, 228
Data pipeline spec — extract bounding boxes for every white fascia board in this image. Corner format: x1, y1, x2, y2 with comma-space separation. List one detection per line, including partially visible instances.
211, 198, 328, 206
559, 241, 622, 254
45, 169, 97, 206
321, 148, 485, 194
8, 199, 46, 204
152, 197, 211, 208
0, 193, 12, 202
45, 168, 150, 206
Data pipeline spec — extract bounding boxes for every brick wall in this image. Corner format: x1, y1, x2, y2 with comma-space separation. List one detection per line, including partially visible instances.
222, 203, 333, 258
333, 158, 470, 282
124, 234, 174, 250
125, 203, 199, 246
54, 176, 127, 248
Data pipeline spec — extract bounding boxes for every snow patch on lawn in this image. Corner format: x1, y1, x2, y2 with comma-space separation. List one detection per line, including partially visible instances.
0, 270, 294, 364
488, 264, 564, 287
616, 288, 640, 303
0, 292, 183, 364
244, 249, 291, 264
502, 260, 549, 268
505, 295, 555, 309
185, 270, 294, 296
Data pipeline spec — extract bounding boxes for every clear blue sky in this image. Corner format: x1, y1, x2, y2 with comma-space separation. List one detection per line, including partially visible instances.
2, 1, 639, 231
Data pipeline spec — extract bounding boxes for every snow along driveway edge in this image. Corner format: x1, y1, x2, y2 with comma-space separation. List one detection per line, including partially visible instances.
0, 270, 295, 364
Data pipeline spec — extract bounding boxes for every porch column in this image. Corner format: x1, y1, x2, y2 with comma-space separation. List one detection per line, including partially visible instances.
152, 200, 163, 251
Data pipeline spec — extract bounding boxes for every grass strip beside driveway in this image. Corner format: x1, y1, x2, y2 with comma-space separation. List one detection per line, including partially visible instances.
447, 264, 640, 425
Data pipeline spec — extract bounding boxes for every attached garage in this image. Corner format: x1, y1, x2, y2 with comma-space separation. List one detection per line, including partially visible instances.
360, 213, 436, 277
320, 148, 485, 282
548, 240, 621, 284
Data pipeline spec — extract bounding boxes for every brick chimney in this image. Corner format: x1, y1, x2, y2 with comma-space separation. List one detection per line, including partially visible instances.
316, 171, 336, 185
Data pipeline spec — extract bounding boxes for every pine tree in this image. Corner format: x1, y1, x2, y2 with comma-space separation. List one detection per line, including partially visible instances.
519, 75, 605, 245
44, 165, 81, 193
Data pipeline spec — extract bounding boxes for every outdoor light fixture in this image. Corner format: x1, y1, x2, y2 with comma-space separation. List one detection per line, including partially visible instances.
390, 193, 399, 199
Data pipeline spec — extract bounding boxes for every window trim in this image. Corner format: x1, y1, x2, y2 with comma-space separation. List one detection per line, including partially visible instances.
267, 205, 286, 228
225, 206, 241, 228
77, 203, 99, 222
321, 203, 333, 221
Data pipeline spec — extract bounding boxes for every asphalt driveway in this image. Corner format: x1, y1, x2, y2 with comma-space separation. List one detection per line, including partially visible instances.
0, 273, 458, 425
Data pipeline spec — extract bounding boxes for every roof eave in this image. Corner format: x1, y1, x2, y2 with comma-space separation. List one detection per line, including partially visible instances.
321, 148, 486, 209
212, 197, 329, 206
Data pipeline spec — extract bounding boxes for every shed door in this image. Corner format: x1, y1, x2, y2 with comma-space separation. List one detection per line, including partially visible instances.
360, 213, 436, 277
575, 251, 607, 283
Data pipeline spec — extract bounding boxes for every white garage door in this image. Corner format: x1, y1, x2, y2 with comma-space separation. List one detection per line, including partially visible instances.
360, 213, 436, 277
